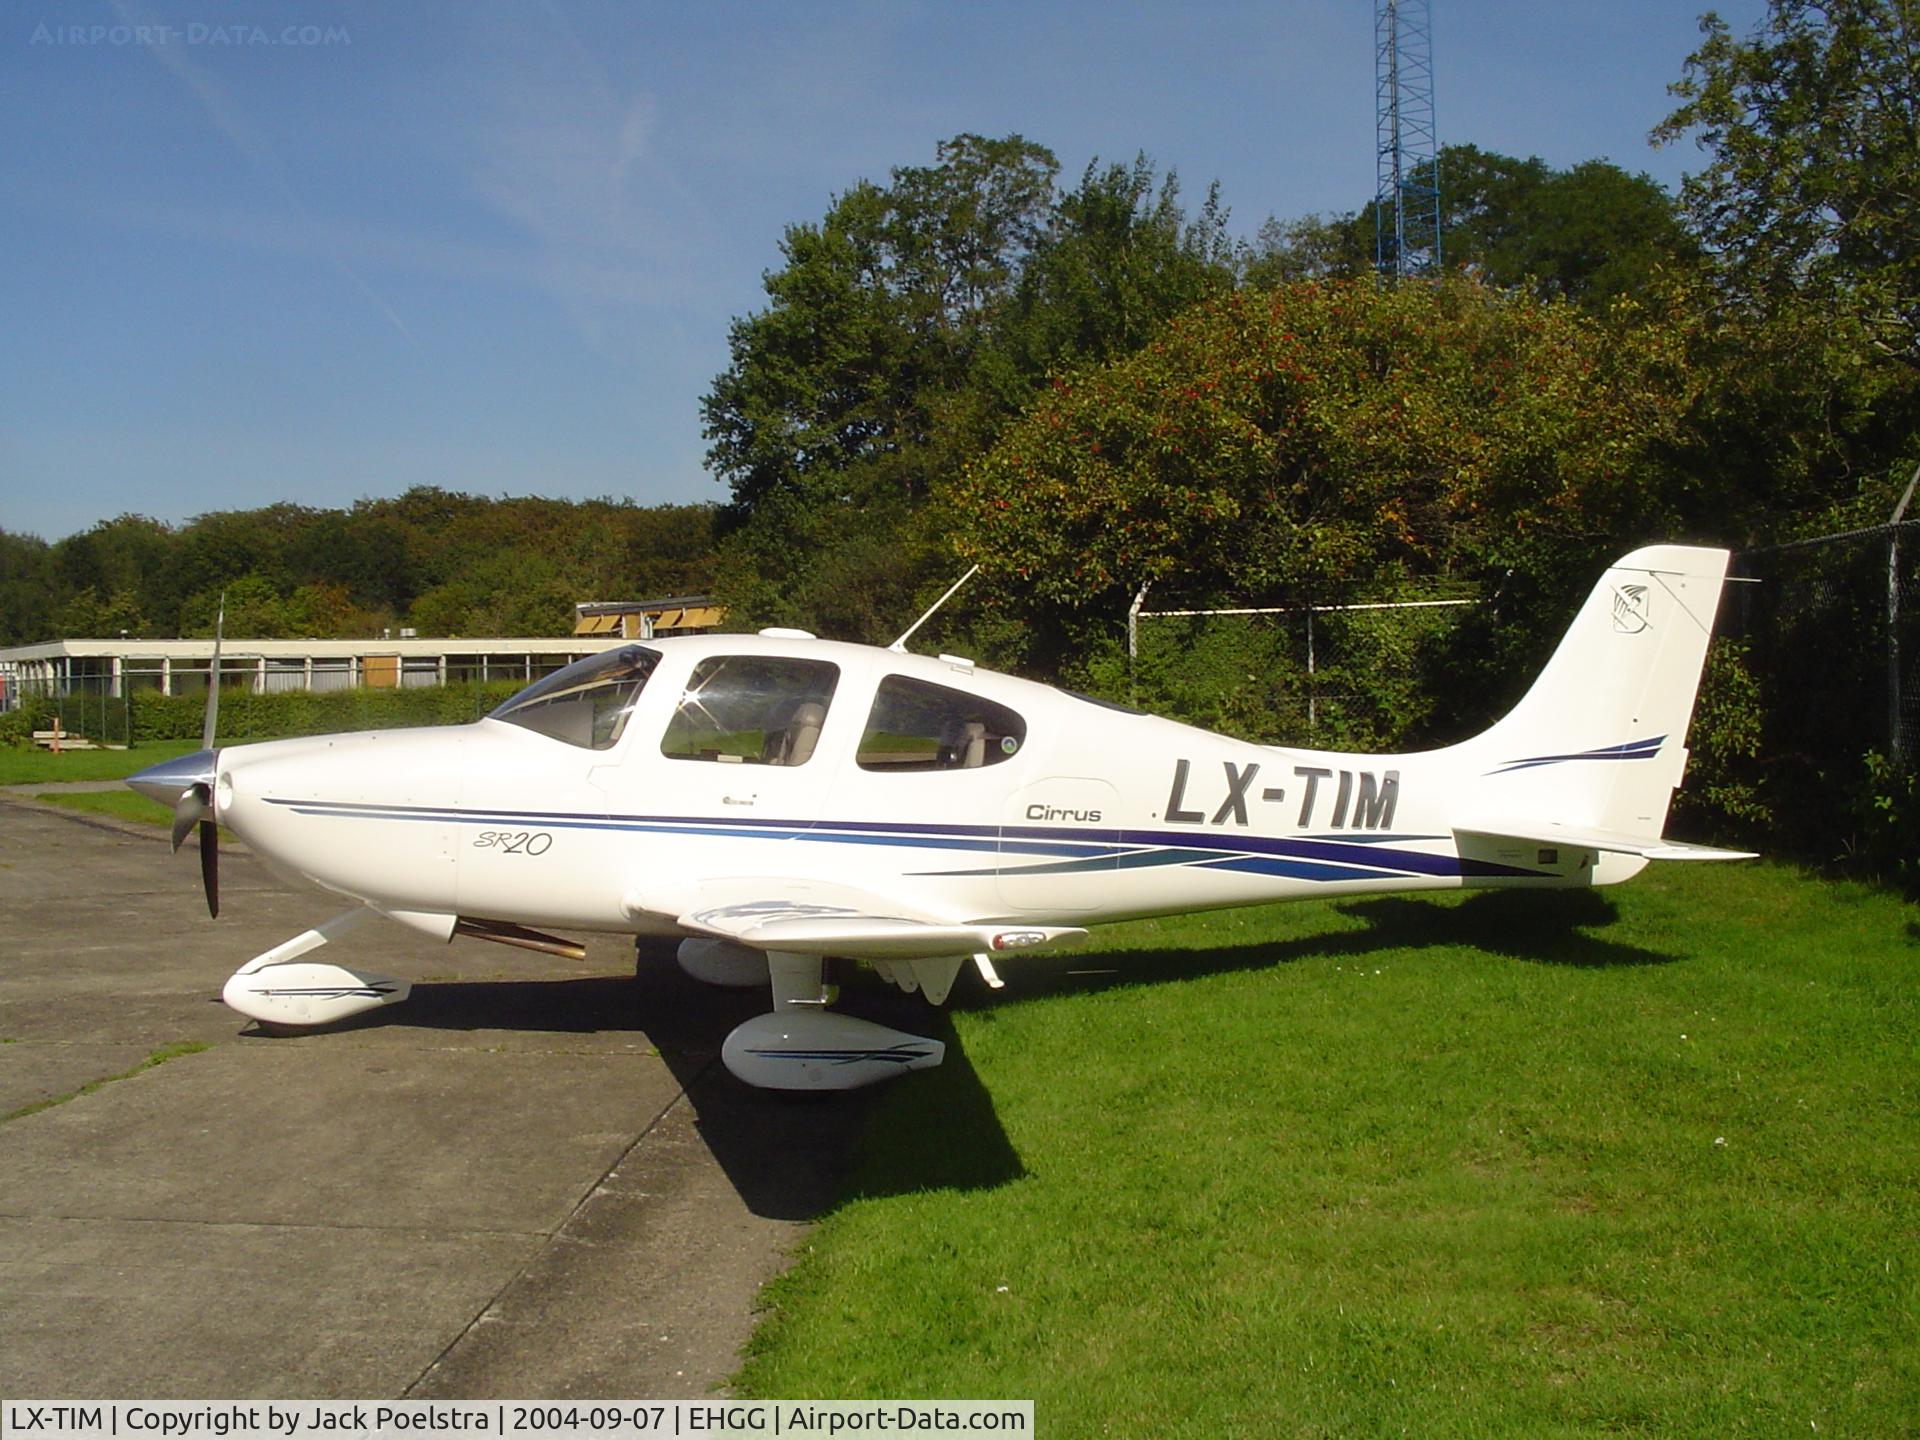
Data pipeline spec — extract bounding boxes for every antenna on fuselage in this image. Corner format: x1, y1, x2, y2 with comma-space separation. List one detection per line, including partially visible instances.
889, 565, 980, 654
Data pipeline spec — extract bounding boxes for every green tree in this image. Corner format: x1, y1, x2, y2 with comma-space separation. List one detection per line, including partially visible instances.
703, 134, 1060, 531
989, 156, 1236, 386
0, 529, 57, 646
408, 550, 576, 637
179, 574, 293, 637
54, 586, 146, 640
32, 492, 716, 645
1242, 212, 1372, 287
701, 135, 1063, 636
701, 136, 1242, 638
171, 509, 295, 624
1245, 145, 1696, 310
942, 277, 1702, 735
883, 132, 1060, 339
1438, 145, 1699, 306
616, 503, 717, 598
1658, 277, 1917, 545
285, 581, 385, 638
288, 508, 411, 617
50, 515, 178, 634
1654, 0, 1920, 367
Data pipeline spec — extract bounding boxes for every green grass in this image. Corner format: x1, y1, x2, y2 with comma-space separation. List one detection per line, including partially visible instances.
36, 789, 179, 827
738, 864, 1919, 1436
35, 789, 238, 852
0, 738, 207, 785
2, 1041, 210, 1125
5, 738, 256, 834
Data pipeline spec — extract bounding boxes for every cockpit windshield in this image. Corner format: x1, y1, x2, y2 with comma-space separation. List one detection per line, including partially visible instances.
489, 645, 661, 750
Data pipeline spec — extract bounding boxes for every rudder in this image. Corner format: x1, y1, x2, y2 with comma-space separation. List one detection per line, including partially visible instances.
1465, 545, 1730, 841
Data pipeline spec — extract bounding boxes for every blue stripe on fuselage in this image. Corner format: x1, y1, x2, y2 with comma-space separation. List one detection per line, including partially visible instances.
262, 796, 1547, 881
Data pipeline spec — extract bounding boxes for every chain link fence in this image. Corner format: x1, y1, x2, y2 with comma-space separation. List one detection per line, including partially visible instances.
1124, 528, 1920, 870
1718, 520, 1920, 863
1128, 591, 1479, 750
0, 678, 136, 748
1729, 522, 1920, 754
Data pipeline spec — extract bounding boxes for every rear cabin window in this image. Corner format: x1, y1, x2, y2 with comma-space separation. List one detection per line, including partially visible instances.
856, 675, 1026, 772
660, 655, 840, 766
489, 645, 660, 750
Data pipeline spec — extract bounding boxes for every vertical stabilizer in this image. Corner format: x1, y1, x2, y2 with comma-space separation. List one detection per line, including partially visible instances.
1463, 546, 1730, 842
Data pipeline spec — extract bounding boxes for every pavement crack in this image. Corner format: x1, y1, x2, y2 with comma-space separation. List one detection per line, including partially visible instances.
399, 1052, 717, 1398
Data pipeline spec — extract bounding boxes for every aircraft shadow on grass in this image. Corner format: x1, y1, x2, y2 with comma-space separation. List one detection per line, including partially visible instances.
955, 887, 1681, 1011
233, 885, 1672, 1214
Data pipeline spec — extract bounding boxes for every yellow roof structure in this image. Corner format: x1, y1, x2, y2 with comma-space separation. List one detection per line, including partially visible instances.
571, 595, 725, 639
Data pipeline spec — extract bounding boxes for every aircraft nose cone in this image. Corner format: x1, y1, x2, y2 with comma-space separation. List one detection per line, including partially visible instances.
126, 748, 218, 806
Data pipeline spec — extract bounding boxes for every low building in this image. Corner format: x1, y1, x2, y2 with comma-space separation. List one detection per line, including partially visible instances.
0, 635, 633, 705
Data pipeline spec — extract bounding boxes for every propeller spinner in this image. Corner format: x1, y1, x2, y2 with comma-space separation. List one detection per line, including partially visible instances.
127, 747, 221, 916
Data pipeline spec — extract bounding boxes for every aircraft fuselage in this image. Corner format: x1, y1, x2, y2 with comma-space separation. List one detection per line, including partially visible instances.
210, 633, 1630, 941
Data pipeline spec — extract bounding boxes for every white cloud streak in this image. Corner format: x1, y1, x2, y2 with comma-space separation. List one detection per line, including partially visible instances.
108, 0, 421, 348
452, 5, 723, 353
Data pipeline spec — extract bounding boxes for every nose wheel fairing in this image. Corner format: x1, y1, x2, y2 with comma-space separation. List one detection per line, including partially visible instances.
218, 907, 412, 1029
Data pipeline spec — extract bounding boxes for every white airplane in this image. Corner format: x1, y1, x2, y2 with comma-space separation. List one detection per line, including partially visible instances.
129, 545, 1751, 1091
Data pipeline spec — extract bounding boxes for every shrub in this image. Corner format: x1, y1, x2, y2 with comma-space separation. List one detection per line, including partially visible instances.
130, 681, 525, 743
1846, 750, 1920, 894
0, 701, 51, 750
1671, 637, 1772, 841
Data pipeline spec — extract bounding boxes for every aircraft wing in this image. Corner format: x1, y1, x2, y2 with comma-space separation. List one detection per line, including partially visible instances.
1455, 820, 1756, 862
684, 902, 1087, 959
625, 877, 1087, 959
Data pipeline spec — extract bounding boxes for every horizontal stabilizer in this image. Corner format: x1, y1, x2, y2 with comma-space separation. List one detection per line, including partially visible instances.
1456, 821, 1756, 863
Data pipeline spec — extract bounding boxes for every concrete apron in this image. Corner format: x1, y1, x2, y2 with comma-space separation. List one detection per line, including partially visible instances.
0, 800, 866, 1398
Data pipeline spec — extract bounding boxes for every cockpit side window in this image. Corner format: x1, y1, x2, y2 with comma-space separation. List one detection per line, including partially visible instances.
660, 655, 840, 766
856, 675, 1026, 772
489, 645, 661, 750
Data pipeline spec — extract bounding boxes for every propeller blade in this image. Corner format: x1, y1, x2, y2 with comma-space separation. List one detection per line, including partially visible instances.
170, 783, 209, 854
130, 753, 223, 919
202, 593, 224, 752
199, 817, 219, 919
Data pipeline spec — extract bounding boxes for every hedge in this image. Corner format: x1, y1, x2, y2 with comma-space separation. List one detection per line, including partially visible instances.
130, 680, 526, 742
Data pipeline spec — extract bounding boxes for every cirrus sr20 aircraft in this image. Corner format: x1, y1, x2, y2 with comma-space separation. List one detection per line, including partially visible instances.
129, 545, 1751, 1091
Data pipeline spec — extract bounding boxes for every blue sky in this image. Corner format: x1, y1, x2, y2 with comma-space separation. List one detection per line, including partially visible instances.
1, 0, 1767, 542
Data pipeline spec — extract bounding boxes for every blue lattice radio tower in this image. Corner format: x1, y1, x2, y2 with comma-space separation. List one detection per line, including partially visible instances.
1375, 0, 1441, 279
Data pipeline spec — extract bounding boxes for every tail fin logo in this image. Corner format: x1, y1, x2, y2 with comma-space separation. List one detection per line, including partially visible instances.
1611, 583, 1651, 634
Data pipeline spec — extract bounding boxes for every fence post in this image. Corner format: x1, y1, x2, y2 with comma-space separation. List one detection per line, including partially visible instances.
1889, 465, 1920, 764
1127, 582, 1151, 707
1306, 607, 1317, 738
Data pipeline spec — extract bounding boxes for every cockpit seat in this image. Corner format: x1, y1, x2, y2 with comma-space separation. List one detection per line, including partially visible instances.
957, 720, 986, 768
765, 701, 827, 767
